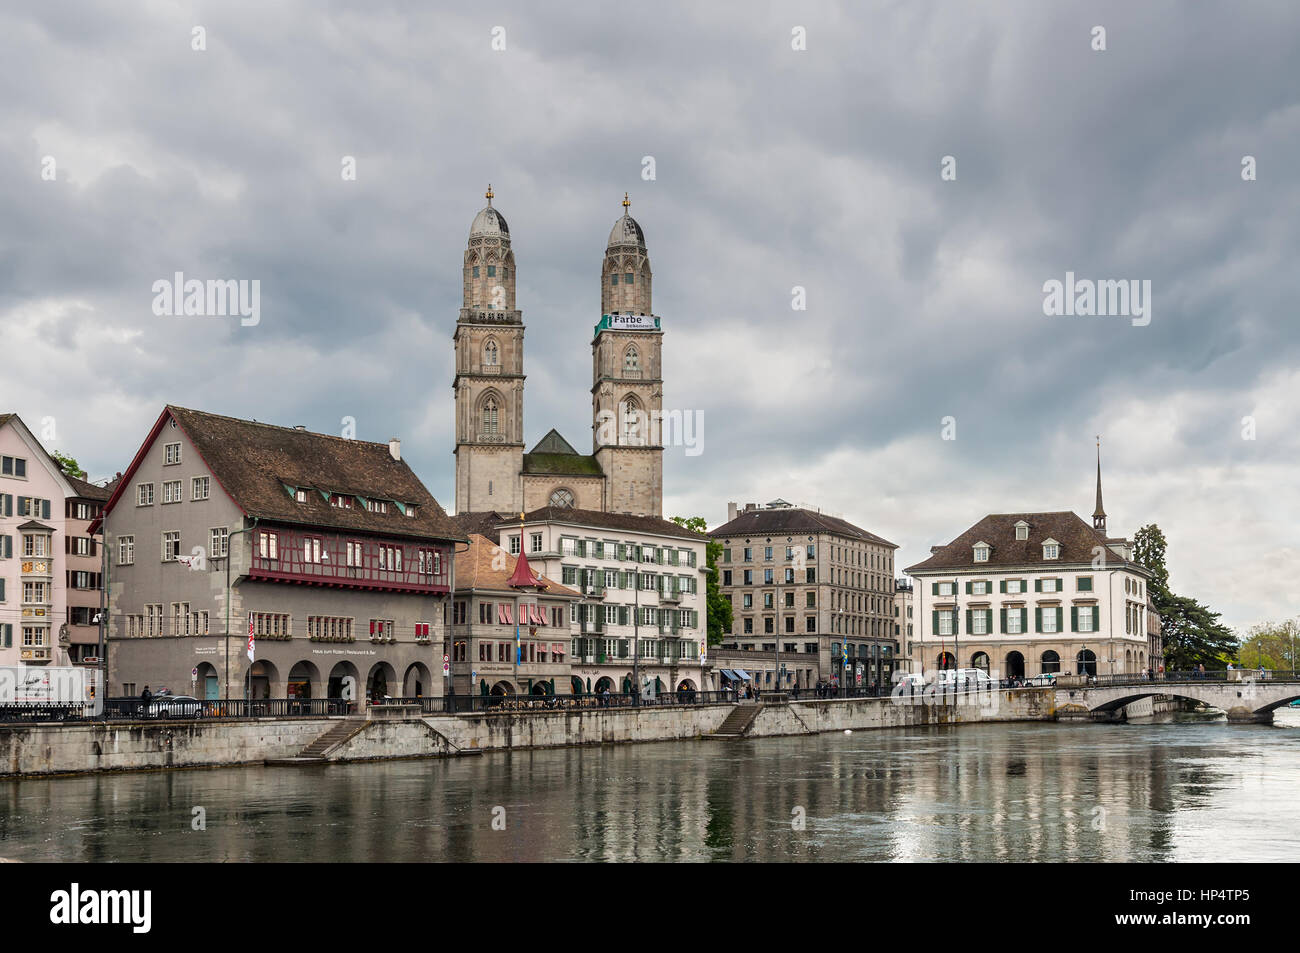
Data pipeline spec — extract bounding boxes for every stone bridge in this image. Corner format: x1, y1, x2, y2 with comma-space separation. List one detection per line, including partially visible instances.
1054, 673, 1300, 723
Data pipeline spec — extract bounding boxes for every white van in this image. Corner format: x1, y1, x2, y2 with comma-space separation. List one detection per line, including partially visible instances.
937, 668, 992, 689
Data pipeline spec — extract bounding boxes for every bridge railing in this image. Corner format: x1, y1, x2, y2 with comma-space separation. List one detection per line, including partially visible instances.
1063, 669, 1299, 689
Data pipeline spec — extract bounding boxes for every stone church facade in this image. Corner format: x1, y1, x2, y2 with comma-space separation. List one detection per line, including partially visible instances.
453, 189, 665, 518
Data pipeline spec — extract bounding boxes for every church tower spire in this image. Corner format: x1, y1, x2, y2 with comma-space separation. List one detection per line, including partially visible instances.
592, 194, 663, 516
1092, 436, 1107, 533
453, 187, 524, 514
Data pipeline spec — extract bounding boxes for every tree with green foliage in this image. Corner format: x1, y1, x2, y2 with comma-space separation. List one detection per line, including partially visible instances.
1238, 620, 1299, 670
670, 515, 731, 646
50, 451, 86, 480
1132, 523, 1239, 669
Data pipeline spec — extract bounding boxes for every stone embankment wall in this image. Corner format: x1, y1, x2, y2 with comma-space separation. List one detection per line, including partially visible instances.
0, 688, 1057, 777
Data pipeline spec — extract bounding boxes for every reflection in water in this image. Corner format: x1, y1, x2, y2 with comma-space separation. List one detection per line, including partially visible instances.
2, 716, 1299, 862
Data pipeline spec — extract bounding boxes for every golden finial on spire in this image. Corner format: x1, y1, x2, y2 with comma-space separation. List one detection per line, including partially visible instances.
622, 191, 630, 210
486, 183, 494, 204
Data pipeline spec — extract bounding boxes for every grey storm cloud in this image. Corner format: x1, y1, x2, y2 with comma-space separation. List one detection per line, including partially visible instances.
1, 0, 1297, 632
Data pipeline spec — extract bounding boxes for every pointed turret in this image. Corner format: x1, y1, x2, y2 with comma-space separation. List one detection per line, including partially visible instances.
1092, 436, 1107, 533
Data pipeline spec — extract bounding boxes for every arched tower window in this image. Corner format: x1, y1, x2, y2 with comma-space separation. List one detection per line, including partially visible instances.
481, 395, 499, 435
620, 395, 642, 444
483, 339, 499, 366
624, 346, 639, 372
548, 487, 575, 508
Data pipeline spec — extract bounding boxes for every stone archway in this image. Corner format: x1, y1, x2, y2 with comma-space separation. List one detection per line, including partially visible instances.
245, 659, 280, 699
1041, 650, 1061, 674
288, 660, 321, 699
1076, 649, 1098, 677
328, 660, 360, 704
971, 652, 990, 674
490, 680, 516, 696
404, 662, 432, 698
195, 661, 220, 700
367, 661, 398, 703
937, 652, 955, 671
1005, 652, 1025, 679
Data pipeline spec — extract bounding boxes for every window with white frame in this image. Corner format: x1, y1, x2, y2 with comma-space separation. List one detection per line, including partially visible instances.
210, 527, 228, 557
162, 532, 180, 561
974, 544, 989, 562
530, 533, 543, 553
1042, 608, 1058, 633
938, 610, 954, 636
1043, 540, 1059, 560
938, 581, 954, 596
192, 476, 210, 500
1078, 606, 1095, 633
118, 535, 135, 565
973, 610, 988, 635
137, 483, 155, 506
1041, 578, 1058, 593
1007, 610, 1023, 634
164, 442, 181, 465
162, 480, 182, 503
1006, 579, 1022, 594
508, 535, 521, 555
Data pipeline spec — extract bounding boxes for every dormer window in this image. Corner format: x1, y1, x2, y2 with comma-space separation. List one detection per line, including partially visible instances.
1042, 539, 1060, 560
330, 494, 353, 508
973, 542, 990, 563
367, 499, 388, 514
1014, 521, 1029, 541
294, 489, 307, 503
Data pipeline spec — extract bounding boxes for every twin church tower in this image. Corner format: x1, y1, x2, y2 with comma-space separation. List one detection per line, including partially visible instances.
452, 188, 665, 518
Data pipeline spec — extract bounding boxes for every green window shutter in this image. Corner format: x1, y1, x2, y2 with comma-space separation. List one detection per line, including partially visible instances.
1000, 608, 1007, 633
2, 494, 9, 516
1020, 608, 1028, 632
1056, 608, 1064, 631
1035, 608, 1042, 633
2, 623, 9, 647
965, 609, 972, 633
1092, 606, 1100, 630
619, 606, 629, 626
999, 580, 1006, 593
964, 581, 971, 594
42, 499, 51, 520
1034, 579, 1042, 592
932, 610, 939, 634
1071, 606, 1078, 632
931, 582, 939, 595
0, 579, 4, 601
17, 496, 28, 516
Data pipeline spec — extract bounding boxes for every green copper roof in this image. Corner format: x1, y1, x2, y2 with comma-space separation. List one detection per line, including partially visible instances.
522, 453, 604, 476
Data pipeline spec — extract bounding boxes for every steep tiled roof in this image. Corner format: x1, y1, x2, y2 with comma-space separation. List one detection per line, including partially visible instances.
104, 406, 463, 542
449, 510, 508, 538
454, 534, 580, 597
65, 474, 112, 501
904, 511, 1147, 574
710, 507, 896, 548
507, 506, 706, 541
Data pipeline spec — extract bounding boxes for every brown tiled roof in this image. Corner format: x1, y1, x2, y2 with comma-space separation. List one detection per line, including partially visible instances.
449, 511, 508, 538
65, 474, 112, 501
506, 506, 707, 541
164, 406, 463, 542
454, 534, 580, 597
709, 507, 896, 548
903, 511, 1147, 574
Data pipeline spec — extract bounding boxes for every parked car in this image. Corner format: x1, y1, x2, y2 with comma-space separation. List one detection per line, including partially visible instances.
1023, 673, 1060, 688
937, 668, 993, 689
146, 694, 204, 718
896, 673, 927, 691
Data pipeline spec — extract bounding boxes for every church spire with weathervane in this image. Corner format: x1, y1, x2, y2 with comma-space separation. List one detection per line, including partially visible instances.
1093, 436, 1107, 534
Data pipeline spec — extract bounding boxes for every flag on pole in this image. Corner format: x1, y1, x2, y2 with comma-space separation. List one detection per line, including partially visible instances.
247, 612, 256, 662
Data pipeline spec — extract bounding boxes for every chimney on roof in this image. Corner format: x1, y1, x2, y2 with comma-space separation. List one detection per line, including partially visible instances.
388, 437, 401, 462
727, 501, 738, 522
744, 503, 757, 513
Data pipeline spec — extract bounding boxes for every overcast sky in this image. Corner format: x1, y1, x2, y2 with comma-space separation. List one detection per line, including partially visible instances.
2, 1, 1296, 634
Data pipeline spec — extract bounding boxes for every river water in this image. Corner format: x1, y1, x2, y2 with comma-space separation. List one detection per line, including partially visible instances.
2, 712, 1298, 862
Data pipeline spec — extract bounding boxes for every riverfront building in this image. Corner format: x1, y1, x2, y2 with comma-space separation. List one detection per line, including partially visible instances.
904, 458, 1153, 679
0, 414, 110, 668
453, 188, 666, 518
448, 533, 581, 696
98, 407, 462, 701
710, 500, 899, 692
453, 508, 711, 697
